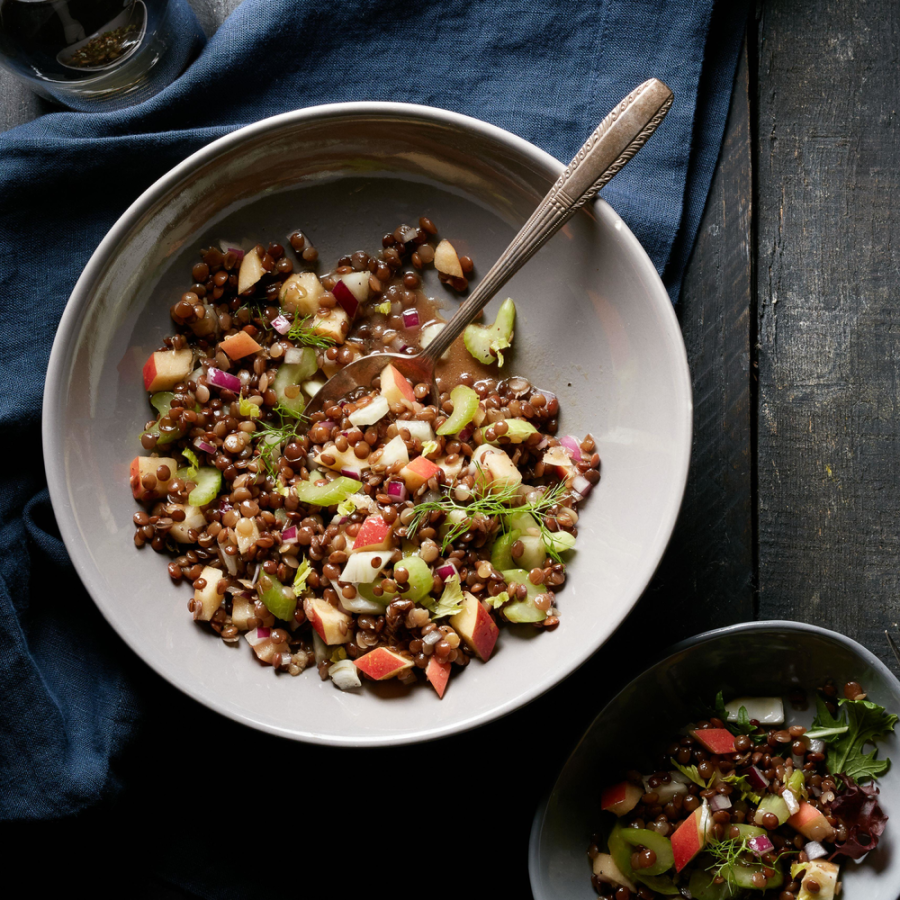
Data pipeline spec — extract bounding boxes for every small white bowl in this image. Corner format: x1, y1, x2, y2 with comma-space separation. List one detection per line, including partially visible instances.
529, 621, 900, 899
44, 102, 691, 745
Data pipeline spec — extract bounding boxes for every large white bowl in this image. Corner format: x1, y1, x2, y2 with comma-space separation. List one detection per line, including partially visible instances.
43, 102, 692, 745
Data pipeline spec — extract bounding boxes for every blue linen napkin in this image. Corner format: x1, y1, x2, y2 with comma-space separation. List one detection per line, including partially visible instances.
0, 0, 747, 842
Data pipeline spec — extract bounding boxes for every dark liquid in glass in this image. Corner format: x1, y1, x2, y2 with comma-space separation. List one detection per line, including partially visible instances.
0, 0, 151, 83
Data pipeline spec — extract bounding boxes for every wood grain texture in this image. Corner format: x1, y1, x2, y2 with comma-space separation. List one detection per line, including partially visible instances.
756, 0, 900, 674
638, 38, 754, 636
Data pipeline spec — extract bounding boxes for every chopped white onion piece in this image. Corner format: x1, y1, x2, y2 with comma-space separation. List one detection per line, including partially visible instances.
396, 419, 435, 442
312, 631, 329, 666
218, 545, 238, 575
783, 788, 800, 816
804, 840, 828, 861
303, 378, 325, 397
284, 347, 305, 365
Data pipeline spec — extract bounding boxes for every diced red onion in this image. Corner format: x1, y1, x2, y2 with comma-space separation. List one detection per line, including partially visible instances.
207, 367, 242, 392
272, 314, 291, 335
746, 765, 770, 792
387, 480, 408, 502
341, 468, 361, 479
747, 835, 774, 857
332, 280, 358, 318
560, 435, 583, 461
282, 525, 297, 544
535, 436, 549, 450
709, 793, 732, 812
194, 438, 216, 455
219, 241, 245, 260
457, 425, 474, 442
245, 626, 271, 648
402, 309, 420, 328
284, 347, 304, 365
436, 561, 458, 581
218, 498, 232, 513
804, 840, 827, 861
572, 474, 593, 500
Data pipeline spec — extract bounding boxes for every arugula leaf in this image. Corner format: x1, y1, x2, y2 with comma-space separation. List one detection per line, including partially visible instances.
428, 575, 465, 619
811, 694, 898, 782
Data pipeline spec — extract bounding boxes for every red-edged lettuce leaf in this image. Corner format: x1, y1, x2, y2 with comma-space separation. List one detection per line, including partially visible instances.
830, 774, 888, 860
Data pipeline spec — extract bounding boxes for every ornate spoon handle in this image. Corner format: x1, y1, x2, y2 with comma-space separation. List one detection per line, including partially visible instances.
423, 77, 674, 363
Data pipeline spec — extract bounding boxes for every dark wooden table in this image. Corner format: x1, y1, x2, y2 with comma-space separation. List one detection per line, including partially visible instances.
5, 1, 899, 896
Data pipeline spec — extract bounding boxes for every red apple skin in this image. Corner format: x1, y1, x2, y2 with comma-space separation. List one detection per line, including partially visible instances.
600, 782, 643, 817
787, 801, 835, 842
691, 728, 736, 755
469, 602, 499, 661
352, 515, 394, 552
142, 349, 193, 392
305, 597, 352, 645
130, 456, 177, 501
354, 647, 413, 680
671, 806, 706, 872
401, 456, 443, 491
425, 657, 451, 698
381, 364, 416, 408
220, 331, 262, 360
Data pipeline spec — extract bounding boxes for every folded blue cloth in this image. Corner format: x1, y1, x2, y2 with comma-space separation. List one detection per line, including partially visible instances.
0, 0, 747, 849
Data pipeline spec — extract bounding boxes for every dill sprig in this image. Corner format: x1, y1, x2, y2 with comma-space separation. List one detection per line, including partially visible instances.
253, 404, 306, 480
705, 836, 793, 892
287, 315, 336, 349
408, 474, 570, 552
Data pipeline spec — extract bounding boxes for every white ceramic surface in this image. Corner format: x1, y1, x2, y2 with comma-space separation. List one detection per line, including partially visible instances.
43, 102, 692, 745
529, 621, 900, 899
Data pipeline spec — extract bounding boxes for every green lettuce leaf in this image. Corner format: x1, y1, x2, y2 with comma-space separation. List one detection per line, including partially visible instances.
429, 575, 465, 619
811, 694, 898, 782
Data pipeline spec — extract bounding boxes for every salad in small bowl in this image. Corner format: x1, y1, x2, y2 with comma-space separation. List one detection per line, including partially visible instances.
529, 622, 900, 900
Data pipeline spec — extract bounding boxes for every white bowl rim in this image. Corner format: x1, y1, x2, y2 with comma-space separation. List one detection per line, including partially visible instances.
528, 619, 900, 894
43, 100, 693, 746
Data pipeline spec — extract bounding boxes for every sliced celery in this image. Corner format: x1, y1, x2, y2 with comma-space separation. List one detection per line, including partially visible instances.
501, 568, 547, 623
617, 828, 674, 876
543, 530, 576, 555
394, 555, 432, 603
258, 574, 297, 621
187, 467, 222, 507
141, 391, 184, 446
273, 352, 317, 416
293, 476, 362, 507
437, 385, 480, 436
479, 418, 537, 444
490, 529, 521, 571
463, 297, 516, 366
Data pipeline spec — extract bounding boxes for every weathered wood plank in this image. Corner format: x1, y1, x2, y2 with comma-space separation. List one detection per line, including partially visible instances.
639, 37, 755, 635
756, 0, 900, 674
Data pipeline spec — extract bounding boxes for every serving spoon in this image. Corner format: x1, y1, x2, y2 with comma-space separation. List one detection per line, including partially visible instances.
304, 77, 674, 417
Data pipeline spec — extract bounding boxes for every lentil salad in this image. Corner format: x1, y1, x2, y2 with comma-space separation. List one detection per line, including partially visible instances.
590, 682, 896, 900
130, 218, 599, 696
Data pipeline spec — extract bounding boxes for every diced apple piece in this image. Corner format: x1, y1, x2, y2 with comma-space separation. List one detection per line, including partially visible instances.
231, 593, 256, 631
437, 454, 464, 484
449, 591, 499, 661
312, 307, 349, 344
373, 434, 410, 470
238, 247, 265, 294
142, 349, 193, 392
434, 239, 463, 278
671, 803, 709, 872
304, 596, 352, 645
592, 854, 636, 892
400, 455, 442, 492
279, 271, 325, 317
797, 860, 839, 900
334, 271, 370, 303
353, 515, 394, 552
168, 504, 206, 543
472, 445, 523, 493
691, 728, 737, 755
426, 656, 451, 698
193, 566, 225, 621
380, 363, 416, 410
245, 628, 289, 665
220, 331, 262, 360
130, 456, 178, 501
788, 801, 836, 843
600, 782, 643, 817
314, 443, 372, 477
355, 646, 414, 681
396, 419, 435, 442
332, 279, 359, 319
